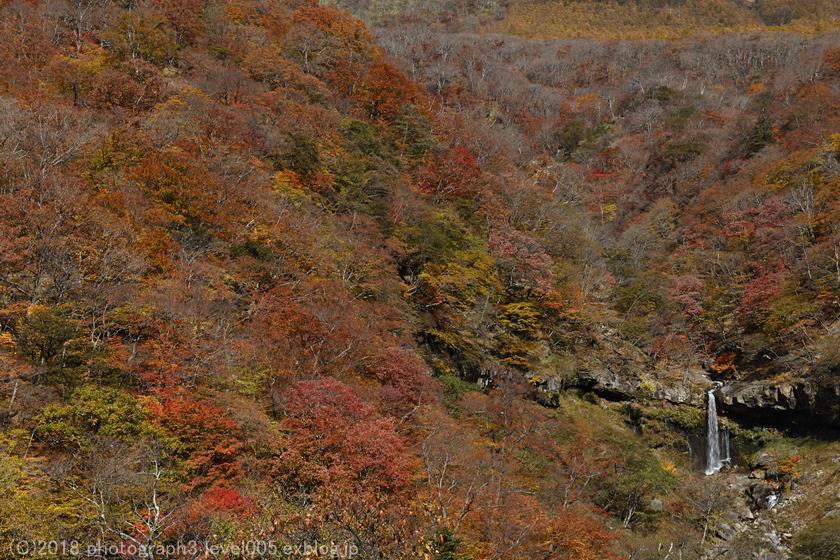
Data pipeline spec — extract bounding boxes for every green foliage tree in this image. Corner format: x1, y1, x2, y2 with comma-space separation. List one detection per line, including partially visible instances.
597, 449, 675, 528
431, 527, 470, 560
14, 306, 83, 368
102, 9, 179, 66
37, 385, 160, 450
747, 113, 775, 156
0, 440, 83, 550
282, 133, 321, 177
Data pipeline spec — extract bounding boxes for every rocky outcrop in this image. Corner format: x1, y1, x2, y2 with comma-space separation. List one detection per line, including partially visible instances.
533, 324, 717, 406
536, 356, 713, 407
574, 362, 639, 401
651, 369, 712, 406
716, 378, 840, 429
531, 322, 840, 433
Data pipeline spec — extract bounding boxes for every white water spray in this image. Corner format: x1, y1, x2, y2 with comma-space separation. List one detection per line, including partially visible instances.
705, 390, 722, 475
721, 426, 731, 465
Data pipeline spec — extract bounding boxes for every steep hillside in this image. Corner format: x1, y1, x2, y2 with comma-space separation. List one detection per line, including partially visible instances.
0, 1, 664, 558
372, 26, 840, 417
325, 0, 840, 36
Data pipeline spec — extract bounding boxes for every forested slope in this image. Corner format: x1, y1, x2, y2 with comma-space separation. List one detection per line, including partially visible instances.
328, 0, 840, 37
498, 0, 840, 39
0, 1, 649, 557
373, 24, 840, 395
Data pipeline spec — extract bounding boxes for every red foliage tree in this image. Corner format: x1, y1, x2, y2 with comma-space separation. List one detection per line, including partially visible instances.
739, 266, 788, 320
669, 274, 705, 318
281, 377, 409, 497
287, 5, 373, 94
489, 226, 554, 294
148, 392, 243, 492
417, 145, 481, 201
183, 486, 256, 534
355, 61, 423, 121
366, 346, 437, 415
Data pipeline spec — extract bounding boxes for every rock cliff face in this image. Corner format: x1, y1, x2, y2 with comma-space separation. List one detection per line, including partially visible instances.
716, 379, 840, 429
539, 370, 840, 431
534, 327, 713, 406
536, 344, 839, 431
572, 363, 712, 406
532, 325, 840, 433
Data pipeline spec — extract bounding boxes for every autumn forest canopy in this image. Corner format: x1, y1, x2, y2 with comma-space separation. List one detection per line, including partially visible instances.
0, 0, 839, 559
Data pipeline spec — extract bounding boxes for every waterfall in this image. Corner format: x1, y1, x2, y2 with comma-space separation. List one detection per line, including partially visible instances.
705, 390, 723, 475
721, 427, 731, 465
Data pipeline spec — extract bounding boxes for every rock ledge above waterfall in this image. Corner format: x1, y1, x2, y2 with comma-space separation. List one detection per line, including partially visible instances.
716, 378, 840, 429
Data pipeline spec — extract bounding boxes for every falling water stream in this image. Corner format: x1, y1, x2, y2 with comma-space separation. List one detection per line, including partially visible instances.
705, 390, 722, 475
722, 426, 731, 466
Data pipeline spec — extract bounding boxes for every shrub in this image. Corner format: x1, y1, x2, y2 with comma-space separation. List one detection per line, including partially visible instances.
596, 449, 675, 528
281, 133, 321, 177
37, 385, 158, 449
663, 138, 705, 165
793, 518, 840, 560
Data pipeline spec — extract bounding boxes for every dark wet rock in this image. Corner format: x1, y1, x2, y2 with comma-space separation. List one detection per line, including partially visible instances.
716, 378, 840, 429
576, 364, 638, 401
747, 483, 777, 511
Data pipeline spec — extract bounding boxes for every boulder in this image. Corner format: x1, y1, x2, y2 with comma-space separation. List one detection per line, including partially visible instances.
765, 468, 784, 482
715, 522, 736, 541
747, 482, 777, 511
823, 508, 840, 519
652, 383, 692, 404
752, 453, 774, 470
